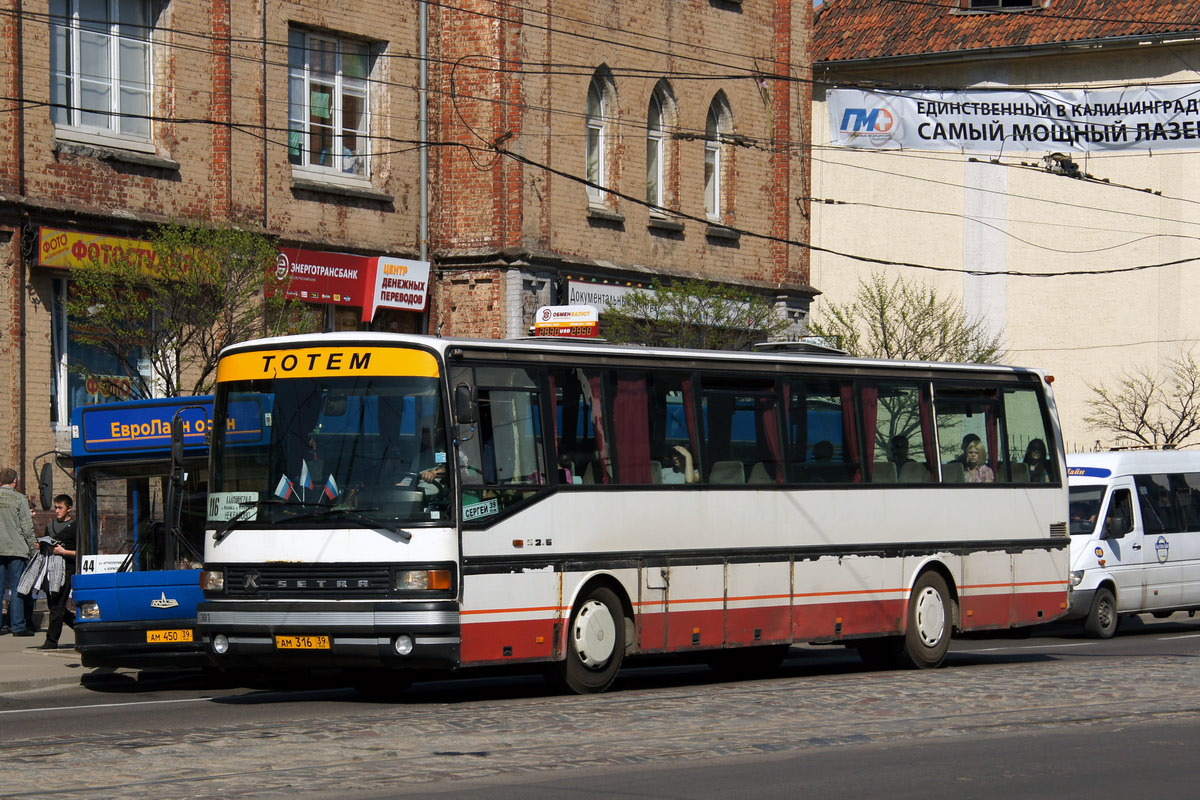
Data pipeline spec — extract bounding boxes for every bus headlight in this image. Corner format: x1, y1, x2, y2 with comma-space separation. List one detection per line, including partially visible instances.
212, 634, 230, 655
394, 635, 414, 656
396, 569, 451, 591
1070, 570, 1085, 588
201, 570, 225, 592
77, 601, 101, 620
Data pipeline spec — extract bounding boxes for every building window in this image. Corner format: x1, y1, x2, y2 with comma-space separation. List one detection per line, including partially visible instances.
705, 93, 732, 220
288, 29, 371, 178
646, 91, 665, 209
586, 70, 615, 204
49, 0, 154, 139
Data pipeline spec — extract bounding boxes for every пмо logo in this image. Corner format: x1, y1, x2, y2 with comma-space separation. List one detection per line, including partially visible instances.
839, 100, 900, 146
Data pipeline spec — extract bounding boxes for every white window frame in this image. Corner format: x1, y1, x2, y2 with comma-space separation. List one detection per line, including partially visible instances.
585, 76, 609, 204
705, 94, 732, 221
288, 29, 371, 181
646, 91, 665, 210
49, 0, 154, 143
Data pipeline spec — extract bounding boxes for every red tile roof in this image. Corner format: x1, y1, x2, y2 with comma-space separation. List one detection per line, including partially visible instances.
815, 0, 1200, 63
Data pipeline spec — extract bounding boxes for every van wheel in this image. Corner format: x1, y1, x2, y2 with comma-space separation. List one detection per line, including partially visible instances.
553, 586, 625, 694
898, 572, 952, 669
1084, 587, 1118, 639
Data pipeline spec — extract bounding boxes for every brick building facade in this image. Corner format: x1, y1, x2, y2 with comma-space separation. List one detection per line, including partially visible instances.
0, 0, 814, 497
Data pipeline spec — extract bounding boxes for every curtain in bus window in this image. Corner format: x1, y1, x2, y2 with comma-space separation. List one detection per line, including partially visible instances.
838, 383, 861, 482
918, 385, 936, 471
612, 373, 651, 484
681, 377, 699, 464
701, 391, 735, 469
755, 395, 783, 482
582, 371, 610, 483
985, 406, 1000, 473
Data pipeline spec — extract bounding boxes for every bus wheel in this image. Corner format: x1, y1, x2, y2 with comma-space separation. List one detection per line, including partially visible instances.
558, 586, 625, 694
1084, 587, 1118, 639
352, 669, 414, 700
899, 572, 952, 669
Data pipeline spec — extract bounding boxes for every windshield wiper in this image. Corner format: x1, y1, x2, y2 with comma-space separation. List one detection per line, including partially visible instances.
286, 506, 414, 542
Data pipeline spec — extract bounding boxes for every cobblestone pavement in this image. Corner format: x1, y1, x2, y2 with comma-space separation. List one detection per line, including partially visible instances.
3, 646, 1199, 799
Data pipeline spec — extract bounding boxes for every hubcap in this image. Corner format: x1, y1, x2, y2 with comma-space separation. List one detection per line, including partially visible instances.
914, 586, 946, 647
573, 599, 617, 668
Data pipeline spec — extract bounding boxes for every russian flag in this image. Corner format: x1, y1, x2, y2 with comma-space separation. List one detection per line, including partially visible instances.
300, 460, 313, 490
323, 474, 339, 500
274, 474, 295, 500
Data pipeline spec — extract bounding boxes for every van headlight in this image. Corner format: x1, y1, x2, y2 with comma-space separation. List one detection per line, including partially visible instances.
1070, 570, 1085, 588
77, 601, 101, 620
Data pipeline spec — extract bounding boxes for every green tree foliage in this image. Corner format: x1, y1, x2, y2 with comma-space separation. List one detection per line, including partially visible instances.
601, 279, 791, 350
807, 272, 1005, 363
1085, 351, 1200, 448
66, 220, 320, 397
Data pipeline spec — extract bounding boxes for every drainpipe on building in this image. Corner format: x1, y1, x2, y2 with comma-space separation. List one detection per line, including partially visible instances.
419, 0, 430, 334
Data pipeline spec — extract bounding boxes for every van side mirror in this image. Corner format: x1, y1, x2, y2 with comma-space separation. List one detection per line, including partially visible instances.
454, 383, 477, 425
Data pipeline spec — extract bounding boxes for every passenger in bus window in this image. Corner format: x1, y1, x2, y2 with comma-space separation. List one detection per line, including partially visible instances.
891, 435, 914, 468
1023, 438, 1050, 482
662, 445, 699, 484
963, 441, 994, 483
955, 433, 981, 467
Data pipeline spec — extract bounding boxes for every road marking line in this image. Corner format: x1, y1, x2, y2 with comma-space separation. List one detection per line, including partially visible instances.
968, 641, 1097, 653
0, 695, 213, 716
1159, 632, 1200, 640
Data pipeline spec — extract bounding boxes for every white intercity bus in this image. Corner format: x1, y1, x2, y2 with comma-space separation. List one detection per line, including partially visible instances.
197, 333, 1069, 695
1066, 451, 1200, 637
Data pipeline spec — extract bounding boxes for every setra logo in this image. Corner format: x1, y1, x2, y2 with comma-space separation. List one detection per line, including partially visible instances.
243, 570, 261, 593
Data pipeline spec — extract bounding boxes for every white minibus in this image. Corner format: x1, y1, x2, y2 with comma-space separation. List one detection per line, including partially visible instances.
1066, 451, 1200, 637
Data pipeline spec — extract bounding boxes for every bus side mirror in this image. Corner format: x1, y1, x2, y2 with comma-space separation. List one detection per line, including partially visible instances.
455, 383, 477, 425
38, 462, 53, 511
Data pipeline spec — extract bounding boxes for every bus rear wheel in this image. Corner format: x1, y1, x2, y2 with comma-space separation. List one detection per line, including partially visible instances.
898, 572, 952, 669
555, 586, 625, 694
1084, 587, 1118, 639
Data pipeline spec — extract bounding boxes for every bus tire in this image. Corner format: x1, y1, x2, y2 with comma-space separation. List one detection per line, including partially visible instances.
1084, 587, 1118, 639
898, 572, 952, 669
557, 586, 625, 694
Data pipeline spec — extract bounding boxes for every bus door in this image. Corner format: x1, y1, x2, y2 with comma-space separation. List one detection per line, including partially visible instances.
1092, 479, 1146, 613
1132, 474, 1184, 611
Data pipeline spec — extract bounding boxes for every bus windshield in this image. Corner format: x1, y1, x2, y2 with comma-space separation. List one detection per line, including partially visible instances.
1068, 485, 1104, 536
208, 375, 449, 526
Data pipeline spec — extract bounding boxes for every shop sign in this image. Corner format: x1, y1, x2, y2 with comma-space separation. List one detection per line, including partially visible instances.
566, 279, 647, 312
272, 247, 368, 307
37, 226, 161, 270
364, 257, 430, 320
533, 305, 599, 337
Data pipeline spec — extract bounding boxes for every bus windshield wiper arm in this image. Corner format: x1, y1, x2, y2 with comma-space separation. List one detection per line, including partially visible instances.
287, 506, 413, 542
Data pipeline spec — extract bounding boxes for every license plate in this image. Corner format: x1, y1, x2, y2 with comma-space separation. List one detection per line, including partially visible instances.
275, 634, 331, 650
146, 629, 194, 644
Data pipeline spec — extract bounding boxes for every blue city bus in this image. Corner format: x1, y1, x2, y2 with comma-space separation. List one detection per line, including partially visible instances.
70, 397, 215, 668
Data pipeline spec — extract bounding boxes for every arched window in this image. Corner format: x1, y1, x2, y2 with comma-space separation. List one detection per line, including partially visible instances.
646, 81, 675, 210
705, 93, 733, 220
586, 70, 614, 204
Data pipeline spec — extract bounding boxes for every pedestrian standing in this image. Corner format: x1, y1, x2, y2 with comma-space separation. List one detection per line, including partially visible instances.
32, 495, 77, 650
0, 467, 37, 636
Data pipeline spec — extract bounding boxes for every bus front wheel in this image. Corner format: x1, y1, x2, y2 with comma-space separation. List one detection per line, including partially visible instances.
556, 586, 626, 694
899, 572, 952, 669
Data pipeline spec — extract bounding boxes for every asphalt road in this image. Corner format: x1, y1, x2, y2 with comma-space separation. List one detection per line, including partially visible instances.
3, 614, 1199, 799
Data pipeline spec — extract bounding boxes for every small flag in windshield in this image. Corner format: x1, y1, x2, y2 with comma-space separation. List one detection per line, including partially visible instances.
274, 474, 296, 500
323, 474, 339, 500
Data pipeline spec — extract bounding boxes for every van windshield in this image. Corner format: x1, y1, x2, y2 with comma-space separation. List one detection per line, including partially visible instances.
1068, 486, 1104, 536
